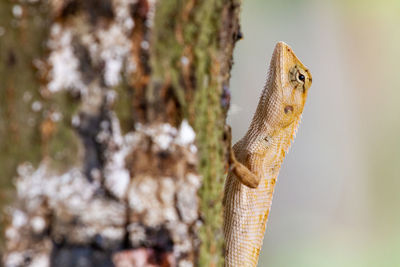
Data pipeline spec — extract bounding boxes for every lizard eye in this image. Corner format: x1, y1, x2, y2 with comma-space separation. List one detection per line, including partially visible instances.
289, 66, 306, 85
297, 73, 305, 83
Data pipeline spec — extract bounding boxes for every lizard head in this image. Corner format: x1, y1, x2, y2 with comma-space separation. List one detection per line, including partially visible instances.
261, 41, 312, 129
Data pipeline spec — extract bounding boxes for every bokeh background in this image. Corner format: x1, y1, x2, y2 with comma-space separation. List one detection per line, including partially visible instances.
228, 0, 400, 266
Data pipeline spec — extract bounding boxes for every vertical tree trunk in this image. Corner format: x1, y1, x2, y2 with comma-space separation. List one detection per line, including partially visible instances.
1, 0, 241, 266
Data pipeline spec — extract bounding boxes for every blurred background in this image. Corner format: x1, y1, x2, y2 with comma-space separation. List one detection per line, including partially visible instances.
228, 0, 400, 266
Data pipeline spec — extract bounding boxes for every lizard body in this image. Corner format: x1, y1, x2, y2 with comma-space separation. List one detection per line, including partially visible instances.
223, 42, 312, 266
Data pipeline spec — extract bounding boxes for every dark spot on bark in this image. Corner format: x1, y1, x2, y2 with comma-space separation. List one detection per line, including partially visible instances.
140, 52, 151, 74
147, 82, 182, 126
129, 0, 153, 124
7, 50, 16, 67
221, 85, 231, 111
60, 0, 80, 18
59, 0, 114, 24
52, 234, 67, 246
284, 105, 293, 114
23, 255, 32, 265
83, 0, 114, 24
50, 246, 113, 267
130, 0, 149, 20
234, 27, 243, 41
145, 226, 174, 253
93, 234, 105, 249
75, 111, 110, 180
73, 42, 96, 84
158, 150, 170, 159
122, 225, 175, 265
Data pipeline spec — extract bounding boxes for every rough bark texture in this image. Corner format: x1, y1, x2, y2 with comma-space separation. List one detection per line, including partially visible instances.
1, 0, 241, 266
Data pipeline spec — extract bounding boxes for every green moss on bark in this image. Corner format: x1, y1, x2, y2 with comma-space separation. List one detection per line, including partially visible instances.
152, 0, 240, 265
191, 2, 226, 266
114, 77, 135, 134
47, 91, 81, 171
0, 0, 50, 247
150, 0, 188, 117
0, 1, 85, 246
0, 1, 49, 187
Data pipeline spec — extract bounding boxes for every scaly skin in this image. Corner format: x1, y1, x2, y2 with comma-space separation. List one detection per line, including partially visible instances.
223, 42, 312, 266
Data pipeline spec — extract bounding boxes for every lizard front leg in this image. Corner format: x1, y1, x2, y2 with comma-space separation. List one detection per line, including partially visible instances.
225, 125, 260, 188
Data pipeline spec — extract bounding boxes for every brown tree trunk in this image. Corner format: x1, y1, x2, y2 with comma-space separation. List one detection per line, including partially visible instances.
1, 0, 241, 266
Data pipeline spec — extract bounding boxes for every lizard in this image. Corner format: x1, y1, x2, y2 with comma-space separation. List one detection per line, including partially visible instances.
223, 41, 312, 266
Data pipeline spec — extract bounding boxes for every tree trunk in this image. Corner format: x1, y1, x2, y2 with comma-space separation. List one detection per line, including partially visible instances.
1, 0, 241, 266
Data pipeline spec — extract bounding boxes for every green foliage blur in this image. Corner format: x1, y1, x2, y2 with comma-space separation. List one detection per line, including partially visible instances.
228, 0, 400, 266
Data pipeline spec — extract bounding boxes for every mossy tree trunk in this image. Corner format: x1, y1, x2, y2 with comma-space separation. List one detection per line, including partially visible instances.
1, 0, 241, 266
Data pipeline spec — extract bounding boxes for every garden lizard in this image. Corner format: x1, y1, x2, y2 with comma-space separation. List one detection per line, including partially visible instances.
223, 41, 312, 266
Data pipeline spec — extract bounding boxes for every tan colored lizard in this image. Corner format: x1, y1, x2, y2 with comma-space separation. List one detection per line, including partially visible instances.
223, 41, 312, 266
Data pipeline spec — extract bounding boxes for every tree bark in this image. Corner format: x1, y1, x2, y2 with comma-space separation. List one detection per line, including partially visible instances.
1, 0, 241, 266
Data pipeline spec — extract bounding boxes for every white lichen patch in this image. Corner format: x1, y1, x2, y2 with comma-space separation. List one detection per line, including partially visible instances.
47, 11, 133, 99
135, 120, 196, 151
47, 24, 85, 93
4, 252, 26, 267
29, 254, 50, 267
126, 121, 200, 262
113, 0, 137, 33
30, 216, 46, 234
31, 101, 42, 112
97, 23, 131, 87
3, 238, 52, 267
11, 210, 28, 228
79, 85, 104, 115
128, 177, 162, 226
52, 197, 126, 249
127, 223, 146, 247
181, 56, 189, 66
9, 161, 127, 253
177, 120, 196, 146
105, 168, 130, 198
50, 111, 62, 122
12, 5, 23, 18
5, 227, 19, 241
176, 173, 201, 224
0, 26, 5, 37
179, 260, 194, 267
169, 222, 193, 257
7, 117, 201, 265
14, 163, 97, 215
145, 0, 157, 28
128, 175, 179, 226
71, 114, 81, 127
103, 114, 138, 199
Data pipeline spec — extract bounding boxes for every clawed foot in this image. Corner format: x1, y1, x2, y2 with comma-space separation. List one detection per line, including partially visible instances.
224, 124, 260, 189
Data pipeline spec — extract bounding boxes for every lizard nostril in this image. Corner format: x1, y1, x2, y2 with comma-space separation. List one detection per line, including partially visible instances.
284, 105, 293, 114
